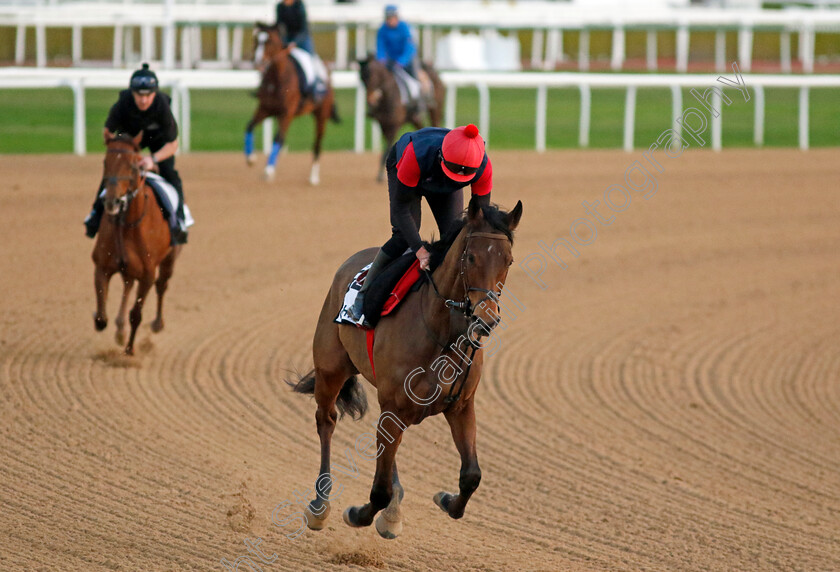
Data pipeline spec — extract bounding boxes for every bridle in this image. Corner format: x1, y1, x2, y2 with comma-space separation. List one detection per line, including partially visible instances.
424, 230, 509, 322
104, 146, 146, 223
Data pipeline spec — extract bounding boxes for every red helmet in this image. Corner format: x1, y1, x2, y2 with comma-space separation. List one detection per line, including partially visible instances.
441, 124, 485, 182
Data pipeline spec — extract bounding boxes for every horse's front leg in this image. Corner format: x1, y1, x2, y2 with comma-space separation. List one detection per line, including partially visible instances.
434, 399, 481, 519
125, 274, 155, 356
245, 108, 269, 166
343, 414, 404, 535
114, 277, 134, 346
264, 113, 292, 182
93, 267, 112, 331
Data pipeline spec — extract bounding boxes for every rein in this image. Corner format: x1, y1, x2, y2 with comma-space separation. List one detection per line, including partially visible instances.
420, 230, 510, 409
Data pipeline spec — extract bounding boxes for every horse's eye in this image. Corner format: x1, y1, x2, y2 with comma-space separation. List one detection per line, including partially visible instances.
467, 253, 476, 264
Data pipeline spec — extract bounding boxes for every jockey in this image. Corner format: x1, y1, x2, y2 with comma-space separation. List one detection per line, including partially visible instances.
348, 124, 492, 327
84, 63, 187, 244
377, 4, 418, 79
275, 0, 314, 54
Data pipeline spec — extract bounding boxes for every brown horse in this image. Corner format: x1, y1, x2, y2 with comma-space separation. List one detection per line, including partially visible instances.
92, 133, 181, 355
358, 54, 445, 181
246, 22, 338, 184
290, 197, 523, 539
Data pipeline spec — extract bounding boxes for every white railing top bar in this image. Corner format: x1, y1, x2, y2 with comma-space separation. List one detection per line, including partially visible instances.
4, 67, 840, 90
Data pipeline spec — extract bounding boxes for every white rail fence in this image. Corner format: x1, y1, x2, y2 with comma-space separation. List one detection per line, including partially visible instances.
1, 68, 838, 155
3, 2, 840, 72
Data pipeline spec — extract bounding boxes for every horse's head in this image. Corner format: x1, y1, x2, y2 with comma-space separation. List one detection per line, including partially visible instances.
358, 54, 388, 109
455, 198, 523, 331
253, 22, 289, 70
102, 132, 145, 217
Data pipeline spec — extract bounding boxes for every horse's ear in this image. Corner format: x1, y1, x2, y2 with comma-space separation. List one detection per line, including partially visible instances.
468, 196, 485, 224
132, 131, 143, 148
506, 200, 523, 231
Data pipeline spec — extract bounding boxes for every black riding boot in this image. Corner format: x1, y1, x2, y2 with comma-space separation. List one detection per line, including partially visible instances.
84, 182, 105, 238
348, 249, 394, 326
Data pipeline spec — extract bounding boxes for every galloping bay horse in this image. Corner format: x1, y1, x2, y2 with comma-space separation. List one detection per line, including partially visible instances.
246, 22, 339, 184
290, 197, 523, 539
92, 133, 181, 355
358, 54, 445, 181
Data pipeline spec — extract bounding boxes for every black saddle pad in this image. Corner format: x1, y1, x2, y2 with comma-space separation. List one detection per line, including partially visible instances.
362, 252, 418, 328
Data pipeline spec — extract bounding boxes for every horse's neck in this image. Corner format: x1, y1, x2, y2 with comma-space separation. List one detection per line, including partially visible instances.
430, 232, 467, 301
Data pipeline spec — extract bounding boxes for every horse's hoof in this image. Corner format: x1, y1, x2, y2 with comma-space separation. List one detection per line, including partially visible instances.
94, 314, 107, 331
375, 513, 402, 539
342, 506, 365, 528
304, 501, 330, 530
151, 319, 163, 333
124, 346, 135, 357
263, 166, 275, 181
246, 153, 256, 166
375, 498, 403, 540
115, 330, 126, 345
433, 492, 453, 514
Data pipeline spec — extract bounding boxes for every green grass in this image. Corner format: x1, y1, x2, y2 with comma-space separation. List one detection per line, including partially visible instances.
1, 84, 838, 154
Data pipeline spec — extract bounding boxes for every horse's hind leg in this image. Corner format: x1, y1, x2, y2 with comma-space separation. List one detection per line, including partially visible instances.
245, 108, 269, 166
115, 277, 134, 346
375, 462, 405, 539
151, 248, 178, 333
93, 267, 112, 331
125, 275, 155, 356
310, 101, 330, 186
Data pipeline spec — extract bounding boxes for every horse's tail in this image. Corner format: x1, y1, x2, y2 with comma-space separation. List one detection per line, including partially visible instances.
287, 369, 367, 420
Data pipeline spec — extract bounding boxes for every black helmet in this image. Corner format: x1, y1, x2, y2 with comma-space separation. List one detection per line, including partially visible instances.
129, 63, 158, 94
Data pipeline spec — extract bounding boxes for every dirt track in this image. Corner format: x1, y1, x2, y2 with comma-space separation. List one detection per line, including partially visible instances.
1, 148, 839, 571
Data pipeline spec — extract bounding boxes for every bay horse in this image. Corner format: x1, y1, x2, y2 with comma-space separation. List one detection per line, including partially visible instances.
358, 54, 445, 181
246, 22, 339, 184
290, 197, 523, 539
92, 133, 181, 355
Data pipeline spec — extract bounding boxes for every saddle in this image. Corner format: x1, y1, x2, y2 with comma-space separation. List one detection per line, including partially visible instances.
334, 252, 424, 329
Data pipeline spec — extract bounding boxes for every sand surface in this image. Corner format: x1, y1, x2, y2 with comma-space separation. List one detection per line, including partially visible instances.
1, 148, 838, 571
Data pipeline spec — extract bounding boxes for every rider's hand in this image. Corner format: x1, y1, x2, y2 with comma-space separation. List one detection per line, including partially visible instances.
139, 155, 155, 171
416, 246, 431, 270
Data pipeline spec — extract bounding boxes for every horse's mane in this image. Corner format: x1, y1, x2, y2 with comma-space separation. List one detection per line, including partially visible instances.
427, 202, 514, 268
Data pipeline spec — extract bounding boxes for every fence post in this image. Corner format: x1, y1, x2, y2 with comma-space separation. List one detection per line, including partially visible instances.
753, 85, 764, 146
70, 79, 87, 156
578, 29, 589, 71
623, 86, 636, 152
738, 25, 753, 73
670, 85, 682, 140
799, 86, 809, 150
646, 30, 657, 71
354, 83, 365, 153
478, 83, 490, 144
715, 30, 726, 73
180, 84, 191, 153
578, 84, 590, 148
536, 84, 547, 152
676, 25, 689, 72
711, 88, 722, 151
445, 84, 457, 129
611, 26, 625, 71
